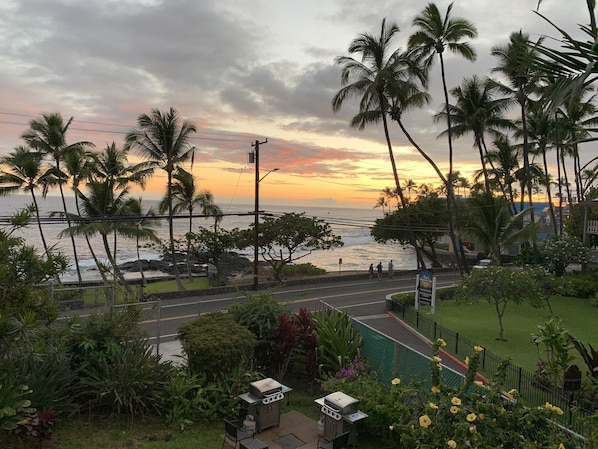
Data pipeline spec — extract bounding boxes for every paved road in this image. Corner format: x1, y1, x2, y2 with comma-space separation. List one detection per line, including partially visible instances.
139, 270, 467, 374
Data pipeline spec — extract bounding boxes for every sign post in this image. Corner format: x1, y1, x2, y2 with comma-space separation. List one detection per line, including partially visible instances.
338, 258, 342, 276
415, 269, 436, 314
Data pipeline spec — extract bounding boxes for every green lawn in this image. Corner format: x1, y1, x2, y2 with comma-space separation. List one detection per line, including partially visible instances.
421, 295, 598, 373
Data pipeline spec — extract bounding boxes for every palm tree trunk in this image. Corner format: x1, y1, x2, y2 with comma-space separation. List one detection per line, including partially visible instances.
394, 118, 468, 275
58, 183, 83, 284
380, 110, 425, 270
541, 147, 559, 236
31, 190, 62, 285
186, 209, 193, 281
167, 170, 185, 291
519, 91, 538, 260
74, 193, 109, 284
101, 233, 134, 298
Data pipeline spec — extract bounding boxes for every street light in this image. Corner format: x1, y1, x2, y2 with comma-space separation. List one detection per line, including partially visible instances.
249, 139, 278, 291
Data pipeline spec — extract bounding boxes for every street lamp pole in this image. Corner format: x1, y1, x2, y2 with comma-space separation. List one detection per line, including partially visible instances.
250, 139, 277, 291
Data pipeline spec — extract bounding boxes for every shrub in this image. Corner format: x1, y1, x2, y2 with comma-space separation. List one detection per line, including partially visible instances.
178, 312, 257, 379
77, 339, 173, 418
228, 293, 285, 371
282, 263, 326, 277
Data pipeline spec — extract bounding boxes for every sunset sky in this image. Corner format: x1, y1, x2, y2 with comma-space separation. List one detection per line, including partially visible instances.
0, 0, 594, 210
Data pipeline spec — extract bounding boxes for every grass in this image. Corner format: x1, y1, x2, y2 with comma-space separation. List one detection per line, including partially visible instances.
419, 295, 598, 374
49, 387, 324, 449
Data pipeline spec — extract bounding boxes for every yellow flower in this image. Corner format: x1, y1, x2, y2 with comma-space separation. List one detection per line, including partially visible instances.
558, 444, 565, 449
474, 345, 483, 352
451, 397, 462, 406
545, 402, 553, 410
437, 338, 447, 347
391, 377, 401, 385
431, 386, 440, 394
433, 356, 442, 363
474, 380, 483, 387
469, 425, 476, 433
450, 406, 459, 414
466, 413, 477, 422
508, 388, 517, 396
429, 402, 438, 410
553, 406, 564, 415
448, 439, 457, 448
478, 413, 485, 420
419, 415, 432, 428
465, 356, 470, 366
389, 425, 394, 431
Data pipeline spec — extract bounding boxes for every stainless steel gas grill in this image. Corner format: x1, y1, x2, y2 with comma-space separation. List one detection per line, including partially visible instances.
239, 378, 290, 433
315, 391, 368, 447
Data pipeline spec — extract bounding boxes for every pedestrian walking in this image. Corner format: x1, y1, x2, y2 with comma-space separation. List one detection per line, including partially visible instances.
376, 261, 383, 280
368, 263, 374, 279
388, 260, 394, 278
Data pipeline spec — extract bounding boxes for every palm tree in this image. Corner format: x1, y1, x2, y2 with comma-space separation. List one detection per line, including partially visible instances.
374, 195, 388, 216
126, 197, 160, 286
435, 75, 514, 194
124, 108, 197, 291
483, 136, 520, 214
407, 2, 478, 178
21, 112, 95, 285
0, 146, 51, 254
491, 31, 543, 256
462, 193, 537, 266
159, 168, 222, 280
332, 18, 425, 269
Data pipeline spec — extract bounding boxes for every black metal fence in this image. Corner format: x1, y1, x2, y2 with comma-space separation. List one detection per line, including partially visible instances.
392, 301, 593, 436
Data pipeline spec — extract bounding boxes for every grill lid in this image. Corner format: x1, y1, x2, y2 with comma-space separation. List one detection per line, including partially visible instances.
324, 391, 359, 412
250, 378, 282, 398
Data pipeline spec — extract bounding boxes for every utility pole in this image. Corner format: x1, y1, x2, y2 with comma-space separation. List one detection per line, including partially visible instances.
250, 139, 268, 291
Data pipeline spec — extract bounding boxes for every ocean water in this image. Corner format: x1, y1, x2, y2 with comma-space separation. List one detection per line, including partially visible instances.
0, 195, 418, 281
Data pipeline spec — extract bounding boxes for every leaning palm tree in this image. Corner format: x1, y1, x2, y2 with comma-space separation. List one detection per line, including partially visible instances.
332, 18, 426, 269
124, 108, 197, 291
21, 112, 95, 285
407, 2, 478, 178
0, 146, 51, 255
159, 168, 222, 280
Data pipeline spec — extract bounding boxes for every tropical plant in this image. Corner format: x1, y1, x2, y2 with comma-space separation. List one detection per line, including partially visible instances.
332, 18, 425, 269
187, 226, 243, 284
532, 318, 575, 387
457, 267, 544, 341
539, 236, 589, 276
125, 107, 197, 291
21, 112, 95, 285
270, 312, 299, 381
314, 309, 362, 375
0, 376, 34, 432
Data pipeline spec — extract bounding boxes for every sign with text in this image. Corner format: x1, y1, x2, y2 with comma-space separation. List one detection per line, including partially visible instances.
415, 269, 436, 314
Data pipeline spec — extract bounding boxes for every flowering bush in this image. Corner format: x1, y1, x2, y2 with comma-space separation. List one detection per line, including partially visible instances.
387, 339, 579, 448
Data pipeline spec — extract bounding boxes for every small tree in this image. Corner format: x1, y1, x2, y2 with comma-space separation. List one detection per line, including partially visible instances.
457, 267, 543, 341
532, 318, 575, 387
243, 212, 343, 281
187, 226, 243, 284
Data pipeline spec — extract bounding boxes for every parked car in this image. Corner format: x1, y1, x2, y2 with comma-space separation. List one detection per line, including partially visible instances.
473, 259, 492, 269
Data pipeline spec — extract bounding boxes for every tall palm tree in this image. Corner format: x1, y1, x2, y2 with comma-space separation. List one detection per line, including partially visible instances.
332, 18, 426, 269
0, 146, 50, 254
373, 195, 388, 216
159, 168, 222, 280
435, 75, 514, 194
482, 137, 520, 214
491, 31, 543, 257
407, 2, 478, 178
21, 112, 95, 285
124, 108, 197, 291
